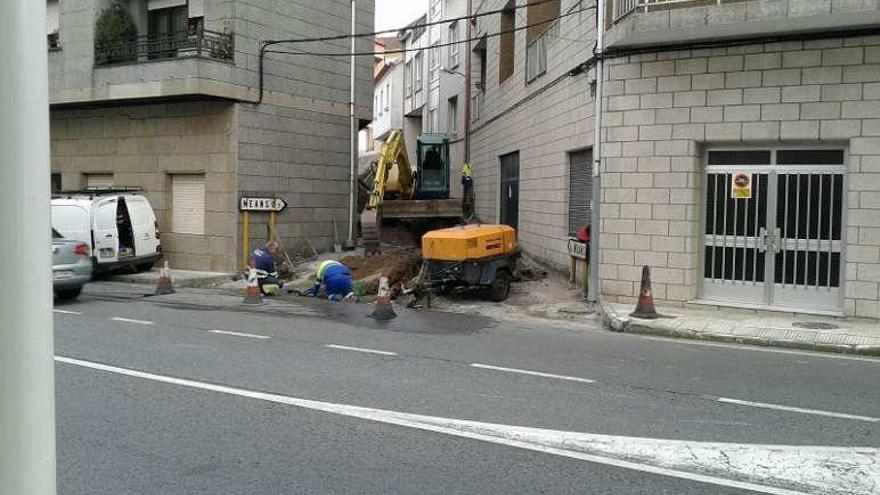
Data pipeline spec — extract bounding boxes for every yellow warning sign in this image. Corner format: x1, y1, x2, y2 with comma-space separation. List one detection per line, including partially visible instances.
731, 172, 752, 199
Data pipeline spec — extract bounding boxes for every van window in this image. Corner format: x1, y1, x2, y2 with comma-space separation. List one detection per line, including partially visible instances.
52, 204, 89, 238
96, 202, 117, 230
127, 198, 150, 228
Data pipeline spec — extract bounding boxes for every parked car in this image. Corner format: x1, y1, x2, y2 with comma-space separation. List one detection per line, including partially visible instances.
53, 228, 93, 300
52, 188, 162, 273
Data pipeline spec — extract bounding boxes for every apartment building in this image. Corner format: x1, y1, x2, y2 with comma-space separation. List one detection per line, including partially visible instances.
370, 37, 404, 148
598, 0, 880, 317
47, 0, 374, 272
469, 0, 596, 267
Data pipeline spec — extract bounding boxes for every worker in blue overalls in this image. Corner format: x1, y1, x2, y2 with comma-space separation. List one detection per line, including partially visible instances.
251, 241, 283, 295
306, 260, 352, 301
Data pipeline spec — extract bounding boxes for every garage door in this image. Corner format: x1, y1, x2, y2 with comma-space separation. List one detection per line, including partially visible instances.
171, 174, 205, 235
85, 173, 114, 188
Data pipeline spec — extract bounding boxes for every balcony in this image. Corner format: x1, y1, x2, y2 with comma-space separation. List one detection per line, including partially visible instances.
606, 0, 880, 50
94, 29, 234, 67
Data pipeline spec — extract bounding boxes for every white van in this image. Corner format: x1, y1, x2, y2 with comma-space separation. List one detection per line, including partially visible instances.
52, 188, 162, 272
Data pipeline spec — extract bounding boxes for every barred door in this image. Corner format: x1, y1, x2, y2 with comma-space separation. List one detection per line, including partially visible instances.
703, 149, 845, 313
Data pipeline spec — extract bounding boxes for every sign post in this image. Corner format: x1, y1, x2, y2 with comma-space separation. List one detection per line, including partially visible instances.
239, 197, 288, 270
568, 238, 590, 297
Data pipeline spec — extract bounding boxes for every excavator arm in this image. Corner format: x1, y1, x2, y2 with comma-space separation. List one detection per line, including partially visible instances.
361, 129, 414, 253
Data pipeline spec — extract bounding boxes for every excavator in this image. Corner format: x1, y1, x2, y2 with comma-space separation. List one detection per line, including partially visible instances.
359, 129, 462, 254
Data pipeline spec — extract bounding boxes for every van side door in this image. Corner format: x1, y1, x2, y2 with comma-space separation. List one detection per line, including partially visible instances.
127, 197, 159, 257
93, 198, 119, 264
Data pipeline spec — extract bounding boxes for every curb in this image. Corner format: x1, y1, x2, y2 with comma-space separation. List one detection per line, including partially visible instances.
107, 273, 233, 289
598, 303, 880, 357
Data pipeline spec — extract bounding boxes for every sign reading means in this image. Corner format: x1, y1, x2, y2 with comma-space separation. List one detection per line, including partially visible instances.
731, 172, 752, 199
568, 237, 588, 260
239, 197, 288, 212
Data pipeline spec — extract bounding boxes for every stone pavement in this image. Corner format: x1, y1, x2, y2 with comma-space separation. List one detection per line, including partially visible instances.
601, 302, 880, 356
98, 267, 233, 289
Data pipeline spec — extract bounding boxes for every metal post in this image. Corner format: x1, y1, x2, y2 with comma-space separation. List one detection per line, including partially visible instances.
0, 0, 57, 493
346, 0, 358, 249
588, 0, 606, 304
464, 0, 473, 165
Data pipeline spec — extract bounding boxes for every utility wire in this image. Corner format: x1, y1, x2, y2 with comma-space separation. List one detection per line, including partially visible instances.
264, 6, 593, 58
262, 0, 566, 47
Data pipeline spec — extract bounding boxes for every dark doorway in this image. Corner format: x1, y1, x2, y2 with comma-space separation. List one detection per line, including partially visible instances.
499, 152, 520, 231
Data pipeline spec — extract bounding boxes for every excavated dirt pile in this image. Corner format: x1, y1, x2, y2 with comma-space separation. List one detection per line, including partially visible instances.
340, 248, 422, 294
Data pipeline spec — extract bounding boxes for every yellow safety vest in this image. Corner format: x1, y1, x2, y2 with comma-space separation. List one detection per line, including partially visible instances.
317, 260, 342, 281
461, 163, 473, 178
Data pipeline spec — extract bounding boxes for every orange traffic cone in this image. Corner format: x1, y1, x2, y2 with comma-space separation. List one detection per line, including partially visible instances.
155, 261, 175, 295
369, 277, 396, 320
630, 265, 658, 319
243, 261, 263, 305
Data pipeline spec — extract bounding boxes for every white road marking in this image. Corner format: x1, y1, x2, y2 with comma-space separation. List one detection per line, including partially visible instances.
110, 317, 154, 326
53, 309, 82, 315
325, 344, 397, 356
55, 355, 879, 495
470, 363, 596, 384
636, 335, 880, 364
717, 397, 880, 423
208, 330, 271, 340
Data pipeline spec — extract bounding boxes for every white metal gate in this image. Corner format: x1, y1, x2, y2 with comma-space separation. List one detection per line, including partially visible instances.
702, 149, 846, 313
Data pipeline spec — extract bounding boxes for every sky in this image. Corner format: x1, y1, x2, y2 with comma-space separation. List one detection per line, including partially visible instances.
374, 0, 428, 32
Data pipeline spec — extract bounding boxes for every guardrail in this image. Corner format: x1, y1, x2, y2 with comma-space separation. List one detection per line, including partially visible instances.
94, 29, 234, 66
613, 0, 732, 23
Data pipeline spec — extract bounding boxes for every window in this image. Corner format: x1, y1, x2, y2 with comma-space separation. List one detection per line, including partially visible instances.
51, 173, 62, 194
474, 39, 487, 92
413, 51, 423, 92
526, 35, 547, 82
427, 108, 438, 133
568, 149, 593, 236
429, 41, 440, 82
379, 88, 384, 115
448, 22, 460, 68
170, 174, 205, 235
147, 6, 187, 59
385, 82, 391, 110
47, 0, 60, 49
499, 1, 515, 84
526, 0, 559, 82
405, 60, 413, 96
430, 0, 442, 19
448, 96, 458, 136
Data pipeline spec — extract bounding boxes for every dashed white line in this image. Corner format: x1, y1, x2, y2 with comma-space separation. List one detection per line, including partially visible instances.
325, 344, 397, 356
470, 363, 596, 384
110, 317, 154, 326
209, 330, 271, 340
717, 397, 879, 423
53, 309, 82, 315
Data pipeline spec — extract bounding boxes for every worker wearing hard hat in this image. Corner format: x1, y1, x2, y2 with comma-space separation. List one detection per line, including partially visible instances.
306, 260, 353, 301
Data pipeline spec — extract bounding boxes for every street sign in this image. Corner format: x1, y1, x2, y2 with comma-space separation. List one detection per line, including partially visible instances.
568, 237, 588, 260
239, 197, 288, 212
731, 172, 752, 199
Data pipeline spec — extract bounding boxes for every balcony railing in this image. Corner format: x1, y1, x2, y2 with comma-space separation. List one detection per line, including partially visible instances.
94, 29, 234, 67
612, 0, 738, 23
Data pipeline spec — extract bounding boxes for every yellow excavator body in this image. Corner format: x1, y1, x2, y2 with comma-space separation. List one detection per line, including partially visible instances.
421, 224, 517, 262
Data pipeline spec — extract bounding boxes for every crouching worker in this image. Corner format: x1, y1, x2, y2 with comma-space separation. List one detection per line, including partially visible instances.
306, 260, 352, 301
251, 241, 284, 295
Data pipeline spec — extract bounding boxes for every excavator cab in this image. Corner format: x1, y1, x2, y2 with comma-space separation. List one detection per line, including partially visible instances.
416, 133, 450, 200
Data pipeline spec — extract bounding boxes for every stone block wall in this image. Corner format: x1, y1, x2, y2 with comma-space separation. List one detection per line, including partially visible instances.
599, 35, 880, 317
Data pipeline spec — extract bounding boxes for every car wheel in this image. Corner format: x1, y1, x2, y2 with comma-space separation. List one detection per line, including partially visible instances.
55, 287, 82, 300
487, 270, 511, 302
135, 262, 154, 272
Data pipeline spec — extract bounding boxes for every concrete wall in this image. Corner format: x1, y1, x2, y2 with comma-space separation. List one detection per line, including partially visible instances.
469, 0, 596, 269
598, 35, 880, 318
235, 102, 352, 259
50, 101, 238, 272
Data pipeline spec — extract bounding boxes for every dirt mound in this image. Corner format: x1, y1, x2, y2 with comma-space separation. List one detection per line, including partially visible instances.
341, 248, 422, 294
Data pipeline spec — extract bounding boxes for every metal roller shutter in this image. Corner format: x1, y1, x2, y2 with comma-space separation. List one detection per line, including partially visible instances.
171, 174, 205, 235
568, 149, 592, 236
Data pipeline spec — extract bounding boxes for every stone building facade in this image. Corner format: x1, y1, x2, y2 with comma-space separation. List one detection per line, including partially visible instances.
48, 0, 374, 272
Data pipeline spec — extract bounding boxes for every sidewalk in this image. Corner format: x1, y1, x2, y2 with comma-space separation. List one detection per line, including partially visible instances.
601, 302, 880, 356
99, 268, 232, 289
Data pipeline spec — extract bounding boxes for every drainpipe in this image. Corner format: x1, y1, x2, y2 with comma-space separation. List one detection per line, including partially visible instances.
0, 0, 57, 493
588, 0, 606, 304
347, 0, 358, 249
464, 0, 473, 166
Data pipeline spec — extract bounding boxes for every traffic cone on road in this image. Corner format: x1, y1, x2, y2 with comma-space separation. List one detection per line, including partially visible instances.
154, 261, 175, 295
369, 277, 396, 320
630, 265, 658, 319
243, 261, 263, 305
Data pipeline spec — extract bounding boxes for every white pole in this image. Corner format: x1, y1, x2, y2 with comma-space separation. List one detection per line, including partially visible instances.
588, 0, 606, 304
0, 0, 57, 493
347, 0, 358, 248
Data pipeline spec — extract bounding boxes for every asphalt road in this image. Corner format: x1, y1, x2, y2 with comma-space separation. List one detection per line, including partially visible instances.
53, 283, 880, 494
